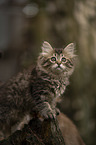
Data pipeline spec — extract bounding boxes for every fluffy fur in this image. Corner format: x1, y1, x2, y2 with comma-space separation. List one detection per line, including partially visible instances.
0, 41, 76, 140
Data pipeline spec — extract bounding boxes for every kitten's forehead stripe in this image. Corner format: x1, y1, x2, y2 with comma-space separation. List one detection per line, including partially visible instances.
54, 48, 63, 54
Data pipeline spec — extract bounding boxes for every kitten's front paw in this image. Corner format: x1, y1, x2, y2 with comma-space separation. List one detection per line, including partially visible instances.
41, 109, 56, 119
39, 102, 56, 119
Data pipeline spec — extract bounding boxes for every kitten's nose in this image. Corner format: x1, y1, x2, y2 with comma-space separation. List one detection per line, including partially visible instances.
57, 62, 61, 66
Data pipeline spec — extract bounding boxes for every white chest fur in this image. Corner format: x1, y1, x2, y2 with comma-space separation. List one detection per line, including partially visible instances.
55, 84, 66, 98
52, 84, 66, 106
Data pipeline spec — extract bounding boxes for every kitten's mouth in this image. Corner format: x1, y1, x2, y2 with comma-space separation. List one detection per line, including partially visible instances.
52, 64, 64, 72
56, 66, 62, 70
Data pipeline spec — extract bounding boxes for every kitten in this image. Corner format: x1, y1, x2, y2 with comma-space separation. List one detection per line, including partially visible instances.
0, 41, 76, 140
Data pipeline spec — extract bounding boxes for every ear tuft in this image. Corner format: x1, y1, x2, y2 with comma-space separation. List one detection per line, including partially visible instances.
41, 41, 53, 55
64, 43, 75, 55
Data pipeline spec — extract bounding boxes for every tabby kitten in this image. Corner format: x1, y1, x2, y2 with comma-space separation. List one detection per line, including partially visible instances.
0, 41, 76, 140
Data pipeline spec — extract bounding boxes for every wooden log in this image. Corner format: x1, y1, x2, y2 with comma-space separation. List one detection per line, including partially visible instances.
0, 118, 65, 145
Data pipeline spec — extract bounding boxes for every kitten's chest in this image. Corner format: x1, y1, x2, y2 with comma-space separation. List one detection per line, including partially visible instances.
53, 80, 66, 98
55, 84, 65, 98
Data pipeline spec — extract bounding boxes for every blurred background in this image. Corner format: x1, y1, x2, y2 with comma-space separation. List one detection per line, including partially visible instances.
0, 0, 96, 144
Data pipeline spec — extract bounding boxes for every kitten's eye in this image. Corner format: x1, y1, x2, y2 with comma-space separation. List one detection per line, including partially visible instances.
51, 57, 56, 61
62, 57, 66, 62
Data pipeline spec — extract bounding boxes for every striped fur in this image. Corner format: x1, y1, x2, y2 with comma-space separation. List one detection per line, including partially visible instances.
0, 41, 76, 140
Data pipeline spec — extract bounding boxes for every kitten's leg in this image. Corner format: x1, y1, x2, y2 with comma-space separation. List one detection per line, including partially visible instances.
11, 114, 32, 133
16, 114, 31, 130
31, 88, 56, 119
34, 101, 56, 119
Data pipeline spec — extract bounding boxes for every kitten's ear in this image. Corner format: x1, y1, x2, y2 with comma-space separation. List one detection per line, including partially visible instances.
64, 43, 75, 55
41, 41, 53, 55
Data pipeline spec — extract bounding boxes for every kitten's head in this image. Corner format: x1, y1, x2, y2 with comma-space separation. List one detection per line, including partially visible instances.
37, 41, 77, 76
